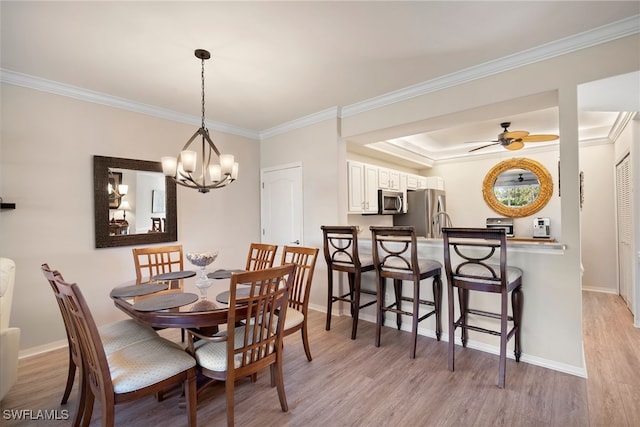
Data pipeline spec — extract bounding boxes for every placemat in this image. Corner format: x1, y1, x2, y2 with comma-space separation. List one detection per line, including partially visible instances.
109, 283, 168, 298
215, 287, 251, 304
132, 292, 199, 312
208, 269, 247, 280
152, 270, 196, 281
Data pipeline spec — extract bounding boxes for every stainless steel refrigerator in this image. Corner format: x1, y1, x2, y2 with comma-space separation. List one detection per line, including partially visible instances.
393, 189, 449, 238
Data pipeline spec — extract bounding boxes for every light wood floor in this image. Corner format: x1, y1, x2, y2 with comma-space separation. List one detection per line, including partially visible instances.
1, 291, 638, 426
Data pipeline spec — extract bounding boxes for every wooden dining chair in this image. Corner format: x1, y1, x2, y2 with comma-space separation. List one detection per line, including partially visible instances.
280, 245, 319, 361
132, 244, 188, 341
245, 242, 278, 271
186, 264, 295, 427
41, 264, 159, 412
52, 273, 197, 426
442, 227, 523, 388
132, 244, 185, 287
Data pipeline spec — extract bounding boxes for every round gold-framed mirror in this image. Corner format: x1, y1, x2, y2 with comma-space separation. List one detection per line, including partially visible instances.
482, 158, 553, 217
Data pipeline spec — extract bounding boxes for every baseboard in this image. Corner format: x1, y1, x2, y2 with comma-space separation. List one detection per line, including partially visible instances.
581, 286, 618, 294
18, 339, 68, 359
315, 306, 587, 378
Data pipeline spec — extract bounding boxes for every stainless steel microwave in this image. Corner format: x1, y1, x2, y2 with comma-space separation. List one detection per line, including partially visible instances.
378, 190, 404, 215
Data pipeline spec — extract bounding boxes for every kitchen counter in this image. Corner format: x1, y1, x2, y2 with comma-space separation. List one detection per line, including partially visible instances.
386, 236, 566, 252
349, 234, 583, 378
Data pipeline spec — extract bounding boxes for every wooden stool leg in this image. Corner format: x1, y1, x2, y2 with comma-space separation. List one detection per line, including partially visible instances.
348, 272, 356, 317
433, 275, 442, 341
512, 286, 523, 362
325, 270, 334, 331
459, 288, 469, 347
498, 291, 509, 389
410, 278, 419, 359
351, 272, 360, 340
394, 279, 402, 330
447, 280, 456, 372
375, 276, 386, 347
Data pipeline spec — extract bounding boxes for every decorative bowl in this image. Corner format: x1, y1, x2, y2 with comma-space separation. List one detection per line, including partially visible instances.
186, 251, 219, 267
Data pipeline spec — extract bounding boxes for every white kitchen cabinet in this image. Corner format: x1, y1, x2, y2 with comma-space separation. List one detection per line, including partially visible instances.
406, 174, 418, 190
388, 170, 401, 191
378, 168, 390, 189
347, 161, 379, 214
417, 176, 428, 189
425, 176, 445, 190
379, 168, 401, 191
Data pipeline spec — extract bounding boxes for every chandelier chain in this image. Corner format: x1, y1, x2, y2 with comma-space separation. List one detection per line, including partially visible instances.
201, 56, 206, 129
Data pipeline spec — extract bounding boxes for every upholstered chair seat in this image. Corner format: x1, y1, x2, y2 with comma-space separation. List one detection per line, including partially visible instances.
100, 319, 161, 354
107, 337, 194, 394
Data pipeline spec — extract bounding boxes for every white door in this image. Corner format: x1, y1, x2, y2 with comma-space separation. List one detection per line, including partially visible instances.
261, 163, 303, 247
616, 153, 633, 311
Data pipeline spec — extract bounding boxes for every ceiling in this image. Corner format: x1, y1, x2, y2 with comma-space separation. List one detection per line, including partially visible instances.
1, 1, 639, 164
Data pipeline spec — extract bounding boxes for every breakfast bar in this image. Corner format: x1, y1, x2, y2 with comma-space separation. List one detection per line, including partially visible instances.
346, 235, 583, 377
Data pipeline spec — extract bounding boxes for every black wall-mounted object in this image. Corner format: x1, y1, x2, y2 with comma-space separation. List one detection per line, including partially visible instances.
0, 201, 16, 210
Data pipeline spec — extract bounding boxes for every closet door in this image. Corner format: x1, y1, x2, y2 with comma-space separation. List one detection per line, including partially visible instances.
616, 153, 632, 311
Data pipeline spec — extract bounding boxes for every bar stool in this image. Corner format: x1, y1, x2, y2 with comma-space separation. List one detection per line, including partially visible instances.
442, 227, 523, 388
370, 226, 442, 358
321, 226, 376, 340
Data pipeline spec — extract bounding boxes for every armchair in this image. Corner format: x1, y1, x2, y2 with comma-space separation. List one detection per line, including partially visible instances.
0, 257, 19, 401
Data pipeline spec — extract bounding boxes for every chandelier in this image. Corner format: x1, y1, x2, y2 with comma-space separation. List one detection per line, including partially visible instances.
161, 49, 238, 193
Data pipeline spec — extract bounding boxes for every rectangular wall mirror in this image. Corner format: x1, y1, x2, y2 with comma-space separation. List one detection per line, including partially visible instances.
94, 155, 177, 248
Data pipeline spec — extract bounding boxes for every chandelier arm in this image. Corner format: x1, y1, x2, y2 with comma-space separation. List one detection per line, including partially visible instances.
181, 129, 203, 151
202, 130, 221, 156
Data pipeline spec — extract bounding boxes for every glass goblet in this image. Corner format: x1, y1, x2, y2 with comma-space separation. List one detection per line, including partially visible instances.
186, 251, 218, 300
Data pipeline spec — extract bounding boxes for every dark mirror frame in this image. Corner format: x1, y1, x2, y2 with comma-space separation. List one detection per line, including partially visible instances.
94, 155, 177, 248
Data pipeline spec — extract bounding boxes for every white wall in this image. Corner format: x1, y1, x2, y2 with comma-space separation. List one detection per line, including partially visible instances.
580, 142, 618, 293
0, 84, 261, 353
260, 118, 342, 312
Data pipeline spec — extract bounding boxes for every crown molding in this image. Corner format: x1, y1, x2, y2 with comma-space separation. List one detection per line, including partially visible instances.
259, 107, 341, 139
341, 15, 640, 118
1, 15, 637, 141
609, 111, 638, 141
0, 68, 260, 140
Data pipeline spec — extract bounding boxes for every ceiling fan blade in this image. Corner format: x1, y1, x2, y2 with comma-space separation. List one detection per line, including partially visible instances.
503, 130, 529, 139
521, 134, 559, 142
463, 139, 498, 144
504, 140, 524, 151
469, 142, 500, 152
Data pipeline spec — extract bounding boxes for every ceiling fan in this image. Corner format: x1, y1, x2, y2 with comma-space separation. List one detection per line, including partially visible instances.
468, 122, 559, 152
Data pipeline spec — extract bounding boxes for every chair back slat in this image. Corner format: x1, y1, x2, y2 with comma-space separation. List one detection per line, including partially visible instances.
281, 246, 319, 313
245, 243, 278, 271
132, 245, 184, 284
41, 265, 82, 366
53, 275, 115, 399
227, 264, 294, 376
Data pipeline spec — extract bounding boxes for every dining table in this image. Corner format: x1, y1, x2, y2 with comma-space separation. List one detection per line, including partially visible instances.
111, 269, 248, 334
